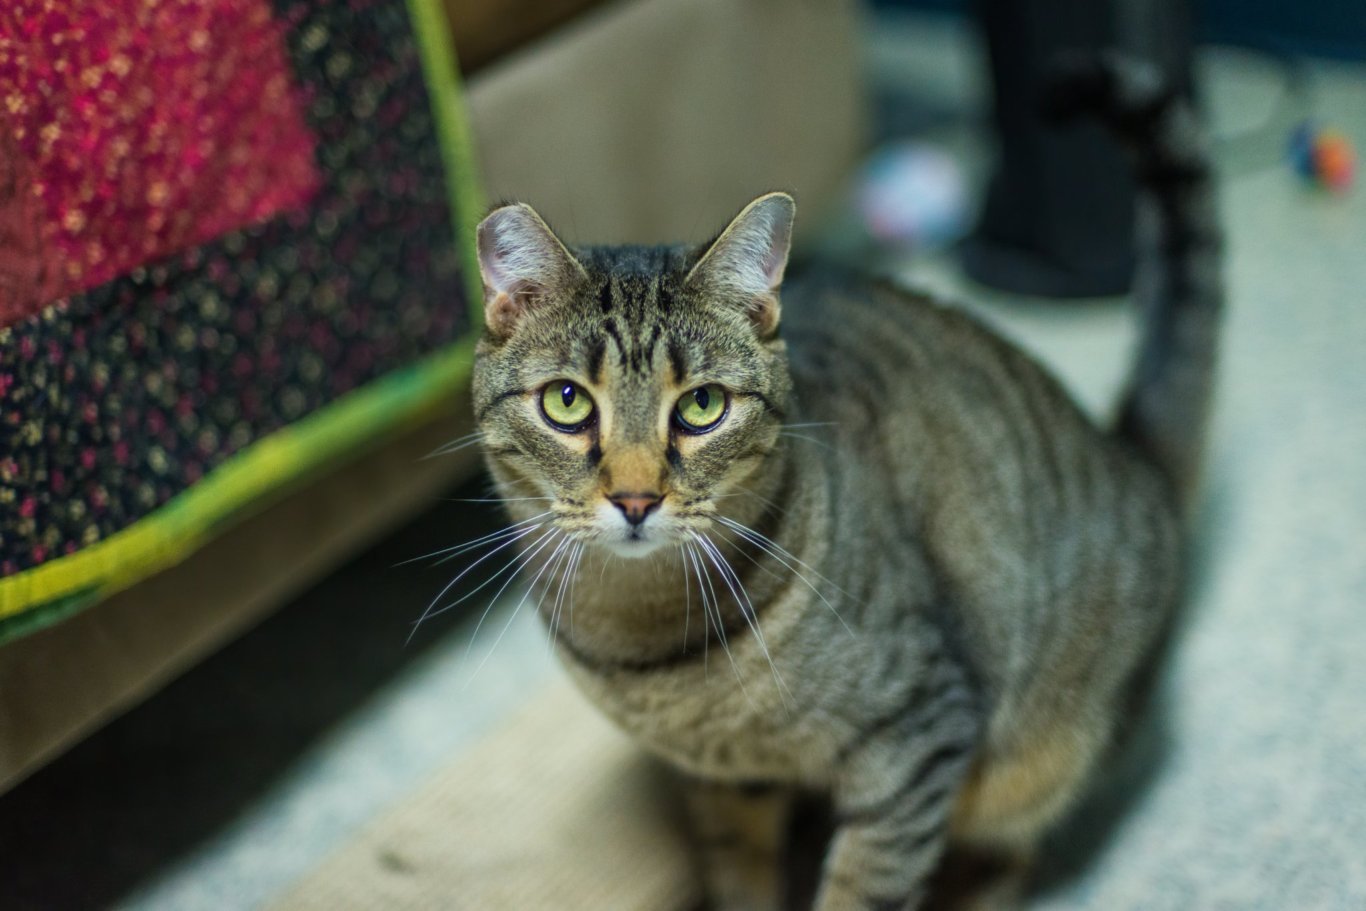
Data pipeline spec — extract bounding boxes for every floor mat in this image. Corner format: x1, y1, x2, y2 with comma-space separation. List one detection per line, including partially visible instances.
268, 681, 699, 911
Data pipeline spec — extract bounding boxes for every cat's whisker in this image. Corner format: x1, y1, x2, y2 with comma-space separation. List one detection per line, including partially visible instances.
703, 539, 790, 708
781, 421, 839, 430
715, 516, 856, 637
562, 544, 582, 644
445, 496, 556, 504
466, 531, 570, 686
542, 536, 579, 649
536, 535, 577, 649
680, 544, 692, 652
694, 532, 790, 708
404, 524, 544, 644
716, 515, 851, 595
567, 542, 584, 644
686, 541, 718, 645
711, 523, 792, 589
778, 431, 835, 452
732, 485, 787, 516
430, 515, 558, 567
450, 528, 560, 660
421, 431, 487, 460
687, 538, 749, 701
396, 511, 552, 567
683, 541, 711, 678
539, 548, 566, 651
692, 542, 720, 682
546, 543, 568, 648
699, 536, 765, 626
428, 528, 550, 633
551, 541, 584, 648
708, 522, 833, 698
423, 437, 483, 458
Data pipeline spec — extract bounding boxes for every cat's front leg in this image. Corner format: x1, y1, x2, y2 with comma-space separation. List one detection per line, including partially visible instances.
684, 779, 794, 911
816, 727, 977, 910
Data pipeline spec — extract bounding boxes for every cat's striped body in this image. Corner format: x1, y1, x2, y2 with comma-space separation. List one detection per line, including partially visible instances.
470, 58, 1219, 910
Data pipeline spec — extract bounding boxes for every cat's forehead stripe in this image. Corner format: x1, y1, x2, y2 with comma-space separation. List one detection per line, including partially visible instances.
596, 277, 614, 314
594, 306, 671, 379
602, 317, 628, 368
656, 275, 676, 313
667, 337, 687, 383
637, 323, 663, 375
587, 334, 607, 384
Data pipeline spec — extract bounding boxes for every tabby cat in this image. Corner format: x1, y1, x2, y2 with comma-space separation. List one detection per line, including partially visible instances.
464, 58, 1219, 910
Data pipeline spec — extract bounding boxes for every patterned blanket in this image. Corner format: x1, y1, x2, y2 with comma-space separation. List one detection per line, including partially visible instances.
0, 0, 481, 642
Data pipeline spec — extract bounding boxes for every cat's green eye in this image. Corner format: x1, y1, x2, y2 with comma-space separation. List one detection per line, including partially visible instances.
540, 381, 595, 431
675, 384, 728, 433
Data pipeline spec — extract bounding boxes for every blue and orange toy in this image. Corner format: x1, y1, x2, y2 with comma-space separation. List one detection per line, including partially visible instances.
1289, 122, 1356, 193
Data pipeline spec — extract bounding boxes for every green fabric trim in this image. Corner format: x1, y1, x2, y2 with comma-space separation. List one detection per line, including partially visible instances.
407, 0, 487, 316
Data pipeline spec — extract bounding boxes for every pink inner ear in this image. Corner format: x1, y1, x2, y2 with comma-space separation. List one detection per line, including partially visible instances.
759, 225, 792, 288
477, 210, 564, 335
483, 245, 523, 295
475, 204, 574, 303
689, 194, 795, 302
476, 219, 521, 298
482, 266, 548, 336
485, 289, 527, 336
748, 292, 781, 337
758, 235, 789, 291
752, 199, 795, 292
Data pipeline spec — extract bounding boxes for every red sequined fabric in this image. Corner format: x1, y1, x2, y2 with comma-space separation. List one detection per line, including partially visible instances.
0, 0, 320, 326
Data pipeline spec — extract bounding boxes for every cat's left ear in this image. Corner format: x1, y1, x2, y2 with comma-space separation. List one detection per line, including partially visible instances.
476, 202, 585, 339
687, 192, 795, 337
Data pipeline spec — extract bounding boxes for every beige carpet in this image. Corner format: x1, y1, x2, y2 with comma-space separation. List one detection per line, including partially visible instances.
268, 681, 699, 911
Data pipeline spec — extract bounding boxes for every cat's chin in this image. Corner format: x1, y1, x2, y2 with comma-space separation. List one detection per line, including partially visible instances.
601, 534, 669, 559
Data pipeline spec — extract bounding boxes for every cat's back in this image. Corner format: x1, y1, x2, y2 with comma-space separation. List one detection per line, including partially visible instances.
781, 266, 1032, 401
779, 266, 1103, 487
780, 264, 1166, 528
778, 268, 1178, 687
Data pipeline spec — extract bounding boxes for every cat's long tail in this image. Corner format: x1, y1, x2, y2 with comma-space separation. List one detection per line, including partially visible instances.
1046, 55, 1224, 513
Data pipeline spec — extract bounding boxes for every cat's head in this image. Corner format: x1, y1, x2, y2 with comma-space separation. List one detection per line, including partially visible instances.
470, 193, 795, 558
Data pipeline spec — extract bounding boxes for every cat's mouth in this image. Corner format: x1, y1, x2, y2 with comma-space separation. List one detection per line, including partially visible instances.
609, 530, 663, 557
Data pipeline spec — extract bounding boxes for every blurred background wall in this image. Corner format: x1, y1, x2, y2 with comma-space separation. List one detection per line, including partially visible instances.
873, 0, 1366, 60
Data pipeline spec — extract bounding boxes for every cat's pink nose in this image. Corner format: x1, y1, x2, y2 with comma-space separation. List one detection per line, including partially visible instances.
608, 492, 663, 527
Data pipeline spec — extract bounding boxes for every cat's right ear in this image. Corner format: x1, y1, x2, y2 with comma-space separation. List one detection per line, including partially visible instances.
476, 203, 584, 338
686, 192, 795, 338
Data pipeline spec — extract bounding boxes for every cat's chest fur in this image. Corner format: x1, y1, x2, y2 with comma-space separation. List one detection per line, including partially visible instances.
558, 649, 837, 784
548, 563, 933, 789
